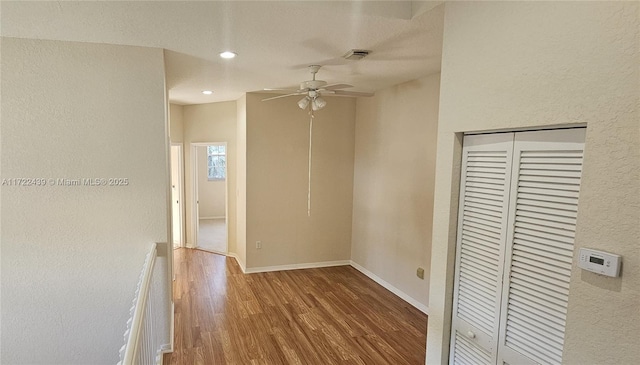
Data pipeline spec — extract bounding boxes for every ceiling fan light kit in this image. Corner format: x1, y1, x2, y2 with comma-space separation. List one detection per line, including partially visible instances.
311, 97, 326, 111
297, 96, 310, 109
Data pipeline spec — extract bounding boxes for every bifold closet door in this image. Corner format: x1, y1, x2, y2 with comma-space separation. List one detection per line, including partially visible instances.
450, 128, 586, 365
497, 129, 586, 365
449, 133, 515, 365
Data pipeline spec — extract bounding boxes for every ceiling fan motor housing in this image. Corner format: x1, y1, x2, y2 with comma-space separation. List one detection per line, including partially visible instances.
301, 80, 327, 90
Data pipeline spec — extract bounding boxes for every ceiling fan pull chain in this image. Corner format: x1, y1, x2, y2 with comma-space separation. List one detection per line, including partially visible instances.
307, 112, 314, 217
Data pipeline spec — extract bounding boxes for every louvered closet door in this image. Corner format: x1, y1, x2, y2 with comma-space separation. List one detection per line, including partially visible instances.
450, 133, 515, 365
497, 128, 586, 365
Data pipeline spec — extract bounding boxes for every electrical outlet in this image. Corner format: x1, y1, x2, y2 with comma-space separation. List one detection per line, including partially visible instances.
416, 267, 425, 279
256, 241, 262, 249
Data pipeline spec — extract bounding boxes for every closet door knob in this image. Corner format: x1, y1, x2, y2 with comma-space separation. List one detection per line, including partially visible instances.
467, 331, 476, 339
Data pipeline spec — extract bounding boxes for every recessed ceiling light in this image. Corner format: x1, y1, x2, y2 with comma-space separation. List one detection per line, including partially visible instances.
219, 51, 237, 59
202, 90, 213, 95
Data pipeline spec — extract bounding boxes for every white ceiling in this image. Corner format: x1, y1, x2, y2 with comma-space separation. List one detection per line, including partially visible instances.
1, 1, 444, 105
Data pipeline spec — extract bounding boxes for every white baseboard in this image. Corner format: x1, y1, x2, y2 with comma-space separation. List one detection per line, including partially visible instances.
199, 216, 225, 220
244, 260, 351, 274
158, 343, 172, 365
350, 260, 429, 315
226, 252, 247, 273
195, 247, 227, 256
169, 300, 174, 352
205, 252, 428, 315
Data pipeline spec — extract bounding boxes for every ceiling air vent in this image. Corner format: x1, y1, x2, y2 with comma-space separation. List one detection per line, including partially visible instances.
343, 49, 371, 61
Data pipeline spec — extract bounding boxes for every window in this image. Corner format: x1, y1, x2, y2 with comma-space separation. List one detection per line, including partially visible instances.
207, 145, 226, 181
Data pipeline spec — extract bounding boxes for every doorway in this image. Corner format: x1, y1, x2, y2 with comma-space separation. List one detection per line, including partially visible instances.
170, 144, 184, 249
191, 142, 228, 254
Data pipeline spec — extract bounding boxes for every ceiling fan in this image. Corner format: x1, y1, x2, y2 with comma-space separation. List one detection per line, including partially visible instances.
262, 65, 374, 111
262, 65, 373, 217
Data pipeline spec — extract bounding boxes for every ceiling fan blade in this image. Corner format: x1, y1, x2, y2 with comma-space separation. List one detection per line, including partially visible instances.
332, 90, 375, 97
322, 83, 354, 91
263, 88, 300, 93
261, 93, 304, 102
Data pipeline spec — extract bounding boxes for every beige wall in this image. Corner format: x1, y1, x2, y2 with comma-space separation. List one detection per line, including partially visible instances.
169, 103, 184, 143
427, 2, 639, 364
235, 95, 248, 269
196, 145, 226, 218
245, 93, 356, 269
351, 74, 440, 310
1, 37, 169, 364
183, 101, 237, 252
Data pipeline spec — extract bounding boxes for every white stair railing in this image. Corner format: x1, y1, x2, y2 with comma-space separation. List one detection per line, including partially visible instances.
118, 243, 169, 365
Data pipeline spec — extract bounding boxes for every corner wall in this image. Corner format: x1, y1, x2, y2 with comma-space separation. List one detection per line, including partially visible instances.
245, 93, 356, 269
351, 74, 440, 311
169, 104, 184, 143
1, 37, 169, 364
235, 95, 247, 269
428, 2, 639, 363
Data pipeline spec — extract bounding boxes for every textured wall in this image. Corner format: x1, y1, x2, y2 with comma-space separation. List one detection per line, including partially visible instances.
245, 93, 356, 269
427, 2, 639, 364
182, 101, 237, 252
351, 74, 440, 309
1, 37, 168, 364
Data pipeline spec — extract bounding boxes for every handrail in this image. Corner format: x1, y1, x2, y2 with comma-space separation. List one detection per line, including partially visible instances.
118, 243, 157, 365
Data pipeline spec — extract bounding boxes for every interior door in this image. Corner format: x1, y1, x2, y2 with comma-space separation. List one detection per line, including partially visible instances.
497, 129, 586, 365
170, 145, 183, 248
450, 133, 515, 364
193, 145, 199, 248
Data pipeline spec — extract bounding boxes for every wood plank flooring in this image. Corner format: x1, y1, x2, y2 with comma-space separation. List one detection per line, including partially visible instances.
163, 248, 427, 365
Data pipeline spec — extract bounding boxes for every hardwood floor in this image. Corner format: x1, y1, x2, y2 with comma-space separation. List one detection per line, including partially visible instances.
163, 248, 427, 365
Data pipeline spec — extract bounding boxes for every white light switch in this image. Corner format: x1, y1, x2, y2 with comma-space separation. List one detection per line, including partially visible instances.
578, 248, 621, 277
